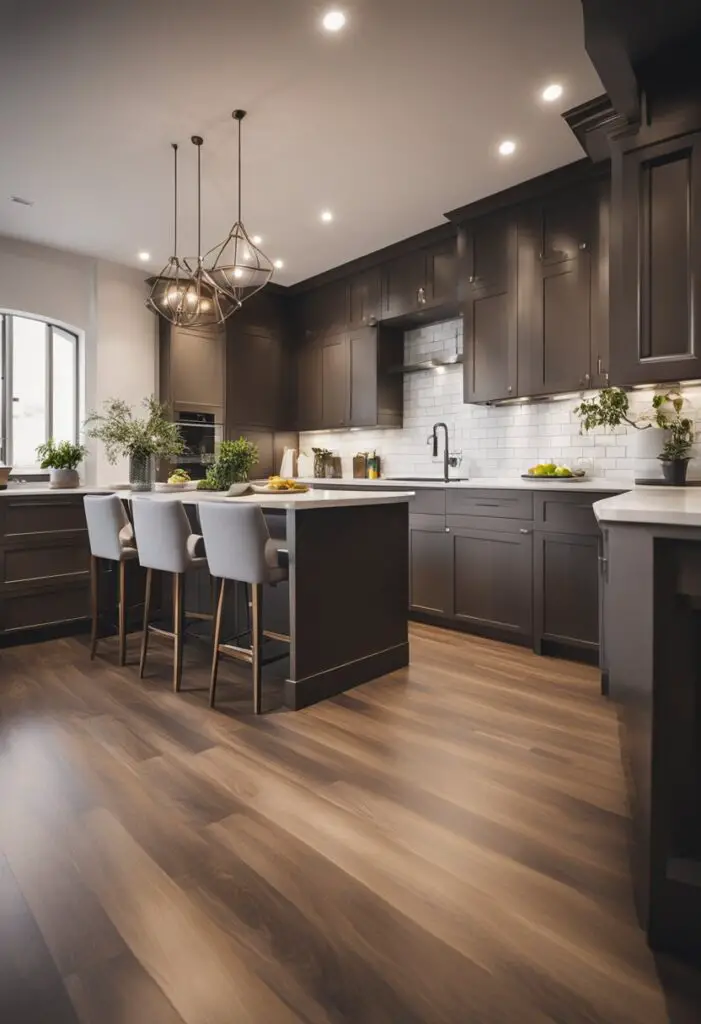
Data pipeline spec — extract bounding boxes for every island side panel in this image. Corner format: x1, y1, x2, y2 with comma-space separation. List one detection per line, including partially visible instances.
284, 502, 409, 710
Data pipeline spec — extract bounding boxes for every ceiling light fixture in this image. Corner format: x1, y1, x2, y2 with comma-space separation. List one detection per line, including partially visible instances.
274, 259, 284, 269
321, 210, 334, 223
498, 139, 516, 156
138, 251, 151, 262
207, 110, 274, 309
251, 235, 262, 245
146, 141, 236, 328
541, 83, 563, 102
322, 9, 346, 31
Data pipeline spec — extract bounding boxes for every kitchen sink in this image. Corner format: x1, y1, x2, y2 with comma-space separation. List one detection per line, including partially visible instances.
385, 476, 469, 483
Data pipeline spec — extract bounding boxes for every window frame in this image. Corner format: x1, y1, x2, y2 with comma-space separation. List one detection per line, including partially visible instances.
0, 312, 82, 472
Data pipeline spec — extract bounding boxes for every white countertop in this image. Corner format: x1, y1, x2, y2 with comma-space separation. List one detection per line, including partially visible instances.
297, 476, 630, 493
112, 488, 414, 511
594, 488, 701, 528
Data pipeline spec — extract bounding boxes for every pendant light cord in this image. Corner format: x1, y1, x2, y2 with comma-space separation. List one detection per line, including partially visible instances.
171, 143, 178, 257
238, 115, 242, 224
197, 139, 202, 260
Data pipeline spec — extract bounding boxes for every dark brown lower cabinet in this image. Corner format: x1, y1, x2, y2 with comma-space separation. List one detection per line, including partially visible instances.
450, 519, 533, 642
409, 515, 452, 617
533, 531, 600, 654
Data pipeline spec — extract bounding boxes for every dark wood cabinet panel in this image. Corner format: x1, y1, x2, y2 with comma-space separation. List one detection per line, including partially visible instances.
298, 279, 348, 337
535, 258, 592, 394
348, 267, 381, 327
534, 531, 600, 650
297, 343, 323, 430
382, 249, 427, 319
446, 488, 533, 519
348, 328, 377, 427
463, 214, 518, 403
321, 334, 350, 428
451, 524, 532, 640
425, 238, 457, 307
226, 329, 280, 428
410, 520, 452, 617
612, 132, 701, 384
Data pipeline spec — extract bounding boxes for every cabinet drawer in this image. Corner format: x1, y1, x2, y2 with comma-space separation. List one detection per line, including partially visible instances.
447, 515, 532, 535
446, 489, 533, 519
0, 496, 87, 537
410, 513, 447, 533
409, 489, 446, 516
534, 492, 614, 536
0, 581, 90, 633
1, 538, 90, 585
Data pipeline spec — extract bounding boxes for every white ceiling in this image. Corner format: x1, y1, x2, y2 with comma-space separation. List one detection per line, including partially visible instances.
0, 0, 601, 285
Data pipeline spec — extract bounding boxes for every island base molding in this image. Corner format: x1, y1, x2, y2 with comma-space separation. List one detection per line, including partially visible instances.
284, 642, 410, 710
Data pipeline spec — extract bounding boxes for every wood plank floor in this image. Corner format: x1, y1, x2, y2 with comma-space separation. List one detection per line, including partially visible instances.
0, 623, 699, 1023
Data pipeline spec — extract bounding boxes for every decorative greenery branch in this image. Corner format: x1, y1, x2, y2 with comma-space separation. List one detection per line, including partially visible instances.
574, 387, 686, 433
84, 397, 184, 464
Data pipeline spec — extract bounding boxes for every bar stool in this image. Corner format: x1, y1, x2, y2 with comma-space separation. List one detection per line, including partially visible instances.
131, 498, 208, 693
197, 501, 289, 713
84, 494, 139, 665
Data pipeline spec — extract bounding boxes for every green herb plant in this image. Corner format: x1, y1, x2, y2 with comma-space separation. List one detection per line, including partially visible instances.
197, 437, 259, 491
84, 397, 184, 464
35, 439, 88, 470
658, 417, 695, 462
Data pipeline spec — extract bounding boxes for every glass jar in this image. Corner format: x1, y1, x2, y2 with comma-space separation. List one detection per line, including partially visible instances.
129, 453, 154, 491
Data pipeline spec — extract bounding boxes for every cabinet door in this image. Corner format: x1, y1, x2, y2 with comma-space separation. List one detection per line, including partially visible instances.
452, 522, 532, 640
226, 328, 279, 428
410, 517, 452, 617
297, 343, 323, 429
348, 267, 381, 327
534, 531, 599, 651
382, 249, 427, 318
613, 132, 701, 384
167, 325, 225, 415
425, 238, 457, 306
348, 327, 378, 427
463, 214, 518, 402
321, 334, 350, 429
297, 279, 348, 339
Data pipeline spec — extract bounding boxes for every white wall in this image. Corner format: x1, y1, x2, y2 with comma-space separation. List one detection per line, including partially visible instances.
300, 318, 701, 482
0, 235, 157, 483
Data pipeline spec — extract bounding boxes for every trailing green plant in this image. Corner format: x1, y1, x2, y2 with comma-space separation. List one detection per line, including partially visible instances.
84, 397, 184, 464
35, 439, 88, 471
658, 417, 695, 462
198, 437, 259, 491
574, 386, 686, 433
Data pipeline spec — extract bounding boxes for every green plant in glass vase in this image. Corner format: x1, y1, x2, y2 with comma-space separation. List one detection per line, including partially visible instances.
197, 437, 259, 491
85, 396, 184, 491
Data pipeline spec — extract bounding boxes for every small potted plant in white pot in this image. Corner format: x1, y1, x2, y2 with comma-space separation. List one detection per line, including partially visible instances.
36, 439, 88, 489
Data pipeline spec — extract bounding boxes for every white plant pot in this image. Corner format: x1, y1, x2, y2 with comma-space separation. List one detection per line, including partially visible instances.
49, 468, 80, 489
633, 427, 670, 479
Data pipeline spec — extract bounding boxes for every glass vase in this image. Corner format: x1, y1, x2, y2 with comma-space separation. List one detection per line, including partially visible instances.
129, 453, 154, 492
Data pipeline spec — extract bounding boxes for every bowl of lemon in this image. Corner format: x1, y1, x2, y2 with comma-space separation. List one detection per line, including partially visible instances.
522, 463, 586, 481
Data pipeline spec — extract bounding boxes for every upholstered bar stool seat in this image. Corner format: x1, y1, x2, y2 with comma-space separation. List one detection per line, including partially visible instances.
84, 494, 139, 665
197, 501, 290, 713
131, 498, 209, 693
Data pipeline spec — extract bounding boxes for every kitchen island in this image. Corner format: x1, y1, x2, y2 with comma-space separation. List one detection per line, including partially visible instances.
0, 486, 412, 710
595, 489, 701, 964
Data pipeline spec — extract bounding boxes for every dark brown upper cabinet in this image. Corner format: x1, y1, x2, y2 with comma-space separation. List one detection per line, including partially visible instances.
321, 332, 349, 428
518, 181, 607, 397
296, 341, 323, 431
462, 213, 518, 402
297, 278, 348, 339
381, 237, 457, 320
348, 266, 381, 328
611, 131, 701, 385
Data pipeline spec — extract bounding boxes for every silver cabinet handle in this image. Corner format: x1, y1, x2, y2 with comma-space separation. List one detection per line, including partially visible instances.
579, 242, 588, 251
445, 527, 451, 533
520, 528, 531, 534
507, 385, 513, 393
417, 287, 427, 305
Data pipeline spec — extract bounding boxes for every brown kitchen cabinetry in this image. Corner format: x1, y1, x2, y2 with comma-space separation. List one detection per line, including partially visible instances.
321, 332, 349, 428
348, 266, 381, 328
382, 236, 457, 320
462, 212, 518, 402
612, 131, 701, 385
409, 514, 453, 617
296, 341, 323, 431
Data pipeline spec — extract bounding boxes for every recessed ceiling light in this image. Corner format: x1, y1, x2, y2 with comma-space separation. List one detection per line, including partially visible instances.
251, 235, 262, 245
542, 83, 563, 103
138, 251, 151, 261
274, 259, 284, 269
498, 139, 516, 156
322, 10, 346, 32
321, 210, 334, 223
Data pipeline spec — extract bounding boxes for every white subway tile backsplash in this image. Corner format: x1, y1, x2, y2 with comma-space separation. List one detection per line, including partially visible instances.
299, 318, 701, 480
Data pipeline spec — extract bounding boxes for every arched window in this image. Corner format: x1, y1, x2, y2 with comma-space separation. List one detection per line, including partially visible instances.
1, 313, 81, 470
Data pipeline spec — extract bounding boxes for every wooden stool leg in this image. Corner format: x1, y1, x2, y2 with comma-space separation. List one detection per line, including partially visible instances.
209, 578, 226, 708
251, 583, 263, 714
118, 560, 127, 666
139, 568, 152, 679
89, 555, 99, 660
173, 572, 185, 693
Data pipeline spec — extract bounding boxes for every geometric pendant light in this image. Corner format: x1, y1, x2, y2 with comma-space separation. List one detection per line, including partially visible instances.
206, 110, 274, 307
147, 140, 238, 328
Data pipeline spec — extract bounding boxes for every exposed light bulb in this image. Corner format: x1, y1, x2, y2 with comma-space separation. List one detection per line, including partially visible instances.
233, 268, 244, 279
322, 10, 346, 31
200, 299, 211, 312
542, 83, 563, 103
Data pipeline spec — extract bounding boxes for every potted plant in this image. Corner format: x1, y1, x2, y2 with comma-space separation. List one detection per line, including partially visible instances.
85, 396, 184, 491
574, 386, 687, 465
196, 437, 259, 492
36, 439, 88, 489
658, 416, 695, 485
